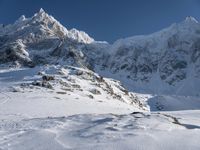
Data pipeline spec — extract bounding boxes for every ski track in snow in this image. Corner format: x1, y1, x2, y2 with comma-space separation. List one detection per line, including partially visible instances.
0, 92, 10, 105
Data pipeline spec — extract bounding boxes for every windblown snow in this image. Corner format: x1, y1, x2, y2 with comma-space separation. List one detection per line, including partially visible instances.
0, 9, 200, 150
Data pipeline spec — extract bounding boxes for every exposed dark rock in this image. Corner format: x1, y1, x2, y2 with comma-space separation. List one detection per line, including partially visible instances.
42, 75, 55, 81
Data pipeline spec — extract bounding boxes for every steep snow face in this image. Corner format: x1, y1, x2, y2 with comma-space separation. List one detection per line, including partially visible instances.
0, 8, 67, 39
68, 28, 94, 44
99, 17, 200, 92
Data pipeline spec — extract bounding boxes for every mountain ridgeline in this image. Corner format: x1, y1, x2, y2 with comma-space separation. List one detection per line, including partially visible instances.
0, 9, 200, 95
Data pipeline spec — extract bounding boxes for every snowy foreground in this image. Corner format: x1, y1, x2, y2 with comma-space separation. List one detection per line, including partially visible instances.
0, 66, 200, 150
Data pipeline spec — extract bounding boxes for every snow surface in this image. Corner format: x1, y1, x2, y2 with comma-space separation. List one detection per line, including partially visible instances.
0, 66, 200, 150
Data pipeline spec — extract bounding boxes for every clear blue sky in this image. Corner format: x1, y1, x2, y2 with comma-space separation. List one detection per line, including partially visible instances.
0, 0, 200, 43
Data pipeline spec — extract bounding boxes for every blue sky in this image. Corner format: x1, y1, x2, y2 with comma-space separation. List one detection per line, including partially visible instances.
0, 0, 200, 42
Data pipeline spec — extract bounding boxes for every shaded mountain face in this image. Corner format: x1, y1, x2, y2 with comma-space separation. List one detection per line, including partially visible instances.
101, 17, 200, 86
0, 10, 200, 94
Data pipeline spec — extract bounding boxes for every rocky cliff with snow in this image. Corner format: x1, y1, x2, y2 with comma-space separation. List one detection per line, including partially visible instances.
105, 17, 200, 84
0, 8, 98, 68
97, 16, 200, 95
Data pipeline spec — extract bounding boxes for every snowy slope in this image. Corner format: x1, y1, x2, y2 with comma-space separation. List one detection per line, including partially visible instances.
0, 65, 148, 116
0, 66, 200, 150
1, 112, 200, 150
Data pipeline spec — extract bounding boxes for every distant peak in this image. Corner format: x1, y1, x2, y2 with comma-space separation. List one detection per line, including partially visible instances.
34, 8, 47, 18
18, 15, 26, 21
68, 28, 94, 43
33, 8, 50, 22
184, 16, 198, 24
15, 15, 26, 24
39, 8, 45, 14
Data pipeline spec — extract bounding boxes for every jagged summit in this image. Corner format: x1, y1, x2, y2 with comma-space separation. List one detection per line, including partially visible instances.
39, 8, 45, 14
33, 8, 94, 43
0, 8, 94, 44
15, 15, 26, 23
0, 9, 97, 69
31, 8, 94, 43
33, 8, 50, 20
32, 8, 58, 24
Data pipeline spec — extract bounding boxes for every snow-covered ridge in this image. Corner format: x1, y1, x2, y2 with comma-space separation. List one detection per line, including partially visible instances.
111, 16, 200, 53
0, 8, 94, 44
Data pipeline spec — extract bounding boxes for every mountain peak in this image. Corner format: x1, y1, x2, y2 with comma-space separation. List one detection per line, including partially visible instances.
68, 28, 94, 43
184, 16, 198, 24
0, 9, 95, 44
39, 8, 45, 14
15, 15, 26, 24
33, 8, 49, 20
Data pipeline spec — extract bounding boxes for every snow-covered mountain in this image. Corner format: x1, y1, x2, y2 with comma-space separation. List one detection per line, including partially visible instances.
0, 9, 148, 111
1, 9, 200, 96
105, 16, 200, 82
96, 16, 200, 96
1, 9, 200, 150
0, 8, 94, 43
0, 8, 97, 68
